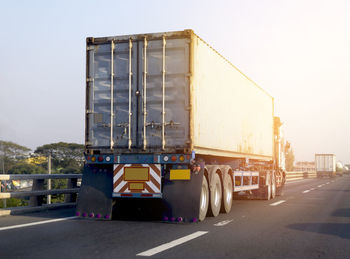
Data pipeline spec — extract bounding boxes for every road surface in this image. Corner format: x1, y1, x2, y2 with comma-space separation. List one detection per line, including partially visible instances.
0, 175, 349, 258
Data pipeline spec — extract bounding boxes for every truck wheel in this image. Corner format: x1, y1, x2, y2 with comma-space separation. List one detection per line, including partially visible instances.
271, 172, 276, 199
199, 176, 209, 222
262, 173, 271, 200
221, 173, 233, 213
208, 173, 222, 217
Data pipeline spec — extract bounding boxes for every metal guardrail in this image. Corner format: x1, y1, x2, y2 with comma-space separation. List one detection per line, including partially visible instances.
0, 174, 82, 216
286, 171, 317, 182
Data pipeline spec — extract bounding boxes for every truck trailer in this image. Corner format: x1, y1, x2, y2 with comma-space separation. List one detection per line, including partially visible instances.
315, 154, 336, 178
77, 30, 287, 222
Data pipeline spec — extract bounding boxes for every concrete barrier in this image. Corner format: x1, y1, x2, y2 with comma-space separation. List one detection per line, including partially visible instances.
286, 171, 317, 182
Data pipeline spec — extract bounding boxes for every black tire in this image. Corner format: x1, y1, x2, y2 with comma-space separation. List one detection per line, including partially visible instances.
199, 176, 209, 222
208, 173, 222, 217
271, 172, 276, 199
221, 173, 233, 213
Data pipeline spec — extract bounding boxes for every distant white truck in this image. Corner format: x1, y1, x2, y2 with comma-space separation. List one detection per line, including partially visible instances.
315, 154, 336, 178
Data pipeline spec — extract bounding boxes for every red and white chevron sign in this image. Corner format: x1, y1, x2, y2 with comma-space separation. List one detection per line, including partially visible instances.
113, 164, 161, 194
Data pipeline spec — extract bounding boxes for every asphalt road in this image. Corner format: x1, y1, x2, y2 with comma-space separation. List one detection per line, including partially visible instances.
1, 175, 350, 258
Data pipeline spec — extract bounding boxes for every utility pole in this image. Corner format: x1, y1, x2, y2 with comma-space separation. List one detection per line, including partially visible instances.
1, 143, 6, 208
1, 143, 5, 174
47, 153, 51, 205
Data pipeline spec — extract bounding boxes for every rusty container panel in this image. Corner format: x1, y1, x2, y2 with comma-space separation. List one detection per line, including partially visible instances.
191, 35, 274, 160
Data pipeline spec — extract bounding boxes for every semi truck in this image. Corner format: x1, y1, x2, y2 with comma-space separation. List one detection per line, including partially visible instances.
315, 154, 336, 178
77, 30, 287, 222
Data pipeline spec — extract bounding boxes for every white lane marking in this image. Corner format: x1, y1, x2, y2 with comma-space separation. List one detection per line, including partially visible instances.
303, 190, 310, 193
326, 182, 330, 184
214, 219, 233, 226
270, 200, 286, 206
137, 231, 208, 257
310, 188, 315, 190
285, 179, 311, 185
0, 216, 78, 231
317, 185, 323, 187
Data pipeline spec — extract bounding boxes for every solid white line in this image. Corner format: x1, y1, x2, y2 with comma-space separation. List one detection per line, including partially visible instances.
0, 216, 78, 231
303, 190, 310, 193
270, 200, 286, 206
137, 231, 208, 256
214, 219, 233, 226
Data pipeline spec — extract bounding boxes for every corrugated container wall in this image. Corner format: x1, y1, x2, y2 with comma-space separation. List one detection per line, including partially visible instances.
85, 30, 274, 160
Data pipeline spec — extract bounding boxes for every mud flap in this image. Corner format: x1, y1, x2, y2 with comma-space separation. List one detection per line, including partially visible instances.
76, 164, 114, 220
162, 168, 204, 223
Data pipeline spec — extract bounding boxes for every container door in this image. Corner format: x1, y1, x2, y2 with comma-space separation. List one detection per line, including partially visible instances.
137, 38, 190, 150
87, 37, 190, 152
86, 41, 138, 149
86, 43, 113, 148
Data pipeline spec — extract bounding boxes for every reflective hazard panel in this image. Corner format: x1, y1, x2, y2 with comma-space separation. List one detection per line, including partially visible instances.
170, 169, 191, 180
113, 164, 161, 194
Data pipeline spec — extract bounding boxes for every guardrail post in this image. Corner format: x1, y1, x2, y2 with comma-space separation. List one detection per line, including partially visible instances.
29, 179, 45, 206
64, 178, 77, 203
0, 180, 6, 208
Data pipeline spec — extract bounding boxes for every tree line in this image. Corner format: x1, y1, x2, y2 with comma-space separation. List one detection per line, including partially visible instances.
0, 140, 84, 174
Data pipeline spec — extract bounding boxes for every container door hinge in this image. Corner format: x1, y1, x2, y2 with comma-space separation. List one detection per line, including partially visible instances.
86, 46, 95, 51
87, 78, 94, 83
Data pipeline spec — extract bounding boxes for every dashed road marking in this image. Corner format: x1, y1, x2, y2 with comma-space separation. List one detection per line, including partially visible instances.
318, 185, 323, 187
214, 219, 233, 226
326, 182, 330, 184
0, 216, 78, 231
303, 190, 310, 193
137, 231, 208, 256
270, 200, 286, 206
310, 188, 315, 190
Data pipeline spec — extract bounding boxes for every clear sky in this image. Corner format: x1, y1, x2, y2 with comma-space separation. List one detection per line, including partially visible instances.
1, 0, 349, 163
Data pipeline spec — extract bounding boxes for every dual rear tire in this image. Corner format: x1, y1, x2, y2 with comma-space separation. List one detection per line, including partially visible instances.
199, 172, 232, 221
208, 173, 222, 217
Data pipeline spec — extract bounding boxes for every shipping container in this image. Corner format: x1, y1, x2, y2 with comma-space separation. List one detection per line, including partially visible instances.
85, 30, 273, 160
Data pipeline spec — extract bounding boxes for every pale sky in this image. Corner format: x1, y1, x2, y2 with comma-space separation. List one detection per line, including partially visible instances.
1, 0, 349, 163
